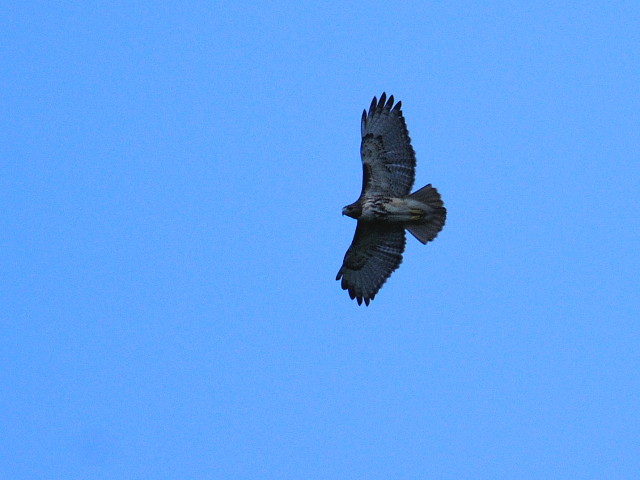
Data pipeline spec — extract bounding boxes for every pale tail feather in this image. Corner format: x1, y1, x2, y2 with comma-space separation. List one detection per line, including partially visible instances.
406, 184, 447, 244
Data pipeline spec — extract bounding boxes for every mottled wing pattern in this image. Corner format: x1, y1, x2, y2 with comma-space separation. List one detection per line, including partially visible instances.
336, 222, 406, 306
360, 93, 416, 197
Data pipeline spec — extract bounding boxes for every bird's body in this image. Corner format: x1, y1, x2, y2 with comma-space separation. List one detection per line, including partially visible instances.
345, 195, 437, 223
337, 93, 446, 305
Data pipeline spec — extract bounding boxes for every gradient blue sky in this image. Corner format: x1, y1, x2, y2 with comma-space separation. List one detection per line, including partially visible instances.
2, 1, 639, 478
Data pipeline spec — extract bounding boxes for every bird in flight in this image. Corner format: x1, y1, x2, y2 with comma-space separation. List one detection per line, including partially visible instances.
336, 93, 446, 305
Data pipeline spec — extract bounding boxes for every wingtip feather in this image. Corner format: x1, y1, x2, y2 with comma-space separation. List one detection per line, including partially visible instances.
369, 96, 378, 117
385, 95, 394, 110
379, 92, 387, 108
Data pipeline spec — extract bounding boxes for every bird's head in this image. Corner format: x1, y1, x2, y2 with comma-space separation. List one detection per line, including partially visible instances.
342, 202, 362, 219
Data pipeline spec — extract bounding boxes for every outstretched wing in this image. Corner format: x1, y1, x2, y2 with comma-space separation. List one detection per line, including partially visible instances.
360, 93, 416, 197
336, 222, 406, 305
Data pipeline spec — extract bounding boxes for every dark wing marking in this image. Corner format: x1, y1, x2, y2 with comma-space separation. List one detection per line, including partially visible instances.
360, 93, 416, 197
336, 222, 406, 305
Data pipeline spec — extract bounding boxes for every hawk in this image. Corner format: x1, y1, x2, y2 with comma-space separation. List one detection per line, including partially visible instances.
336, 93, 446, 305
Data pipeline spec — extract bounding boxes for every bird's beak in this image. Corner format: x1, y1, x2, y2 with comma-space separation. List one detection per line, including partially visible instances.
341, 207, 346, 216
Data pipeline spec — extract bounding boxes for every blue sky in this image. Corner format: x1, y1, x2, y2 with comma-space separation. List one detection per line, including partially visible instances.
2, 1, 639, 478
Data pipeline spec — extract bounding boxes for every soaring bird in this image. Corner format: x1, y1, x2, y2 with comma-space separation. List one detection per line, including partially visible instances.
336, 93, 446, 305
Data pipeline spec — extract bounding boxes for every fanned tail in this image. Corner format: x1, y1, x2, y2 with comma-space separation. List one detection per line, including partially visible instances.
406, 184, 446, 244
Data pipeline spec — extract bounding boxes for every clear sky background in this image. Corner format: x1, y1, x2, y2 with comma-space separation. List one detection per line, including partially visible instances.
2, 1, 639, 478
